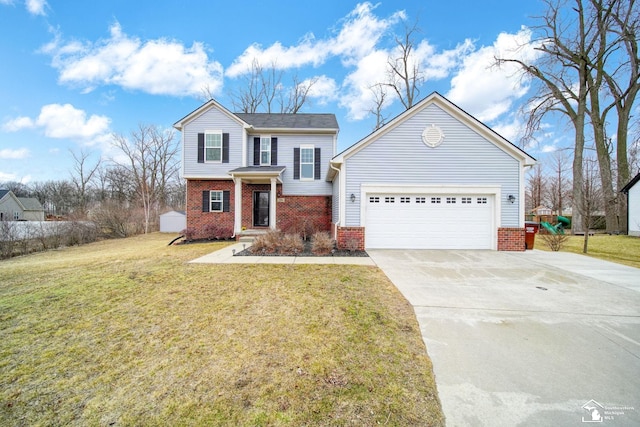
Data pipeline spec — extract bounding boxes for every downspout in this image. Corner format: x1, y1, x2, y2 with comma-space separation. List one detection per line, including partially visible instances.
330, 162, 341, 237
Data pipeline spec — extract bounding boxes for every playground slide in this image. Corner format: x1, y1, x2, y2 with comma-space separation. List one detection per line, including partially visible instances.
540, 218, 569, 235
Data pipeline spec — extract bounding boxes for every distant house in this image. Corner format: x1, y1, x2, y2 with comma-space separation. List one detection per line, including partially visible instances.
531, 205, 552, 216
0, 190, 45, 221
160, 210, 186, 233
621, 172, 640, 236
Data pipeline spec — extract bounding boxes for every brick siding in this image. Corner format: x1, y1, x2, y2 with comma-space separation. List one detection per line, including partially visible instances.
336, 226, 365, 251
497, 227, 525, 251
187, 179, 331, 238
186, 180, 235, 239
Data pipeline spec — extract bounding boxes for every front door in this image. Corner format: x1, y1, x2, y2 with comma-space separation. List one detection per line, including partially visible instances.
253, 191, 270, 227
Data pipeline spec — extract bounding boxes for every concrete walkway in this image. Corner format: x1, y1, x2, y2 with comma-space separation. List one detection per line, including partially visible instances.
189, 242, 376, 265
367, 249, 640, 426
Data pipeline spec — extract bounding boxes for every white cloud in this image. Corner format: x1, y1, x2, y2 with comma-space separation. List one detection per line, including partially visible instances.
0, 148, 30, 159
2, 116, 34, 132
26, 0, 47, 15
305, 75, 339, 105
447, 27, 541, 123
43, 22, 224, 97
226, 2, 402, 78
3, 103, 111, 143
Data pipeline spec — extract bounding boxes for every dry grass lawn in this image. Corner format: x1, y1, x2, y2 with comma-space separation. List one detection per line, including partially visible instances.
0, 233, 444, 426
536, 233, 640, 269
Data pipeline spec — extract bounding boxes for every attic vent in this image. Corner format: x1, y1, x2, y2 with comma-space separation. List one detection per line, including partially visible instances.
422, 124, 444, 148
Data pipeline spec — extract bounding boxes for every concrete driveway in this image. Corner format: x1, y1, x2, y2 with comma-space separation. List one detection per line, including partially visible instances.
367, 249, 640, 426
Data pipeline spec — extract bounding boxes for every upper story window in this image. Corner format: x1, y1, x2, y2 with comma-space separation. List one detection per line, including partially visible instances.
205, 132, 222, 162
260, 136, 271, 165
300, 145, 314, 180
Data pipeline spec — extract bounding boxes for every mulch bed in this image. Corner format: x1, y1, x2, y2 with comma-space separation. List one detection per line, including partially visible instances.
234, 240, 369, 257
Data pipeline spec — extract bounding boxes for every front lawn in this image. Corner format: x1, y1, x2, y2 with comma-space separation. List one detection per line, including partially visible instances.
536, 233, 640, 269
0, 233, 444, 426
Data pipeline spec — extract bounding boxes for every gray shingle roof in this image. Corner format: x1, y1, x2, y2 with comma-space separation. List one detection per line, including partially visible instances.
235, 113, 338, 130
17, 197, 43, 211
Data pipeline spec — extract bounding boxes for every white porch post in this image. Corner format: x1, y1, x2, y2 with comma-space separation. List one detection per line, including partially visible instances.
234, 178, 242, 235
270, 177, 277, 230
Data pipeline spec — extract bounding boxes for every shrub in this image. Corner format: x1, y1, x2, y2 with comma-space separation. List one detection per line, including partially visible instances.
251, 230, 283, 254
181, 227, 197, 241
280, 217, 318, 240
203, 223, 224, 240
311, 232, 334, 255
540, 233, 570, 251
280, 233, 304, 255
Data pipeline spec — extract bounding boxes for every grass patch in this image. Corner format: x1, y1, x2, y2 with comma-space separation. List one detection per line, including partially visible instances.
536, 234, 640, 268
0, 233, 444, 426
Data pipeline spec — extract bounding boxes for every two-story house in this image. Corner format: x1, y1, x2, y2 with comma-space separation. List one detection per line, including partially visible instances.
173, 99, 338, 240
175, 93, 536, 251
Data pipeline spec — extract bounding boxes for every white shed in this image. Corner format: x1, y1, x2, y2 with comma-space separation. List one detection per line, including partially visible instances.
160, 210, 186, 233
622, 173, 640, 236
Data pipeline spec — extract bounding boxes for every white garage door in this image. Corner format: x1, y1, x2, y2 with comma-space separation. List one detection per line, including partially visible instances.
365, 194, 494, 249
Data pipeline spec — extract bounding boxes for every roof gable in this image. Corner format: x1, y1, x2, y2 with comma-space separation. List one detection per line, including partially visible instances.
621, 172, 640, 193
173, 99, 248, 131
18, 197, 44, 211
332, 92, 535, 165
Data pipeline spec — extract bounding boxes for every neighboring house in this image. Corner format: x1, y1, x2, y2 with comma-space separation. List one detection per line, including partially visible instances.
0, 190, 45, 221
173, 99, 338, 240
160, 210, 186, 233
531, 205, 552, 216
621, 172, 640, 236
329, 92, 536, 251
175, 92, 536, 251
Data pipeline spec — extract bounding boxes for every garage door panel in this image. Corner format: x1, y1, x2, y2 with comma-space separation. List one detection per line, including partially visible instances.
365, 194, 494, 249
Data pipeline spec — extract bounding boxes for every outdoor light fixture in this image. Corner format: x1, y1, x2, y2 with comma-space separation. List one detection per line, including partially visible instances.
350, 193, 356, 203
508, 194, 516, 204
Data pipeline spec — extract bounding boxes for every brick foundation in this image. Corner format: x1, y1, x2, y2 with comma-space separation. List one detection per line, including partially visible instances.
336, 226, 365, 251
497, 227, 525, 251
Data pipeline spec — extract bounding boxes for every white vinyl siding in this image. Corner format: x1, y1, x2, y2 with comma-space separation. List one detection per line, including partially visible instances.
182, 108, 244, 178
343, 103, 521, 228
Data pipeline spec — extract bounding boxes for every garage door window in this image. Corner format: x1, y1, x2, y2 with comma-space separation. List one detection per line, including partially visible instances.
446, 197, 456, 204
400, 197, 410, 203
431, 197, 441, 204
385, 197, 395, 203
369, 196, 380, 203
477, 197, 487, 204
416, 197, 426, 203
462, 197, 472, 204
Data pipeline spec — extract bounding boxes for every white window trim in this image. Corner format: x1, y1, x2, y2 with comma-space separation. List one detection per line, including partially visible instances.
210, 190, 223, 212
300, 144, 314, 181
205, 130, 223, 163
260, 135, 271, 166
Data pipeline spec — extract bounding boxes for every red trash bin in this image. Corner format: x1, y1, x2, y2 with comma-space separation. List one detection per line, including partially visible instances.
525, 221, 539, 250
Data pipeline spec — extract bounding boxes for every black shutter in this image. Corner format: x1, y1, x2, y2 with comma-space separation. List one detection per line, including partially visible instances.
271, 137, 277, 165
197, 133, 204, 163
293, 147, 300, 180
253, 137, 260, 165
202, 190, 210, 212
314, 147, 321, 180
223, 190, 230, 212
222, 133, 229, 163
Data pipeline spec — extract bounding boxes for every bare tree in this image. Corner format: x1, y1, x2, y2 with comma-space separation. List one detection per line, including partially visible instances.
368, 83, 390, 130
546, 150, 572, 215
497, 0, 595, 233
69, 149, 101, 216
526, 163, 547, 212
281, 75, 319, 114
386, 20, 423, 110
581, 158, 603, 253
111, 124, 179, 234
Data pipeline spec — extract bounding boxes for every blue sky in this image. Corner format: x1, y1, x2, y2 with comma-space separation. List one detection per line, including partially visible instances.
0, 0, 551, 183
